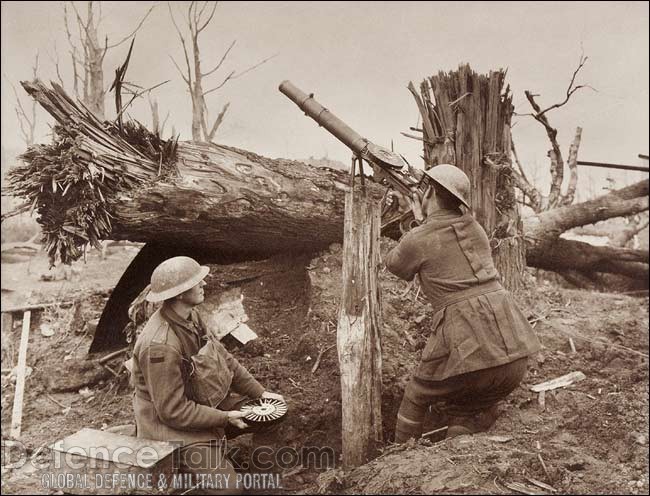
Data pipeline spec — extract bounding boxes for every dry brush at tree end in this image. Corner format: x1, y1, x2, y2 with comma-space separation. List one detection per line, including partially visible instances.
5, 80, 178, 265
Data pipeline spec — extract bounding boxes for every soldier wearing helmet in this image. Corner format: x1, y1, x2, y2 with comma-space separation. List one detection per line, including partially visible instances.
131, 256, 283, 493
385, 164, 541, 442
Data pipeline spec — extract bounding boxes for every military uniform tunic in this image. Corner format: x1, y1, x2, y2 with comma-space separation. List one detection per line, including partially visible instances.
132, 303, 264, 446
385, 209, 541, 381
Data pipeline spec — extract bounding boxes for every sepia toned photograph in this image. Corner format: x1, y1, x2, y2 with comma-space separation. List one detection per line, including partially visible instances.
1, 1, 648, 494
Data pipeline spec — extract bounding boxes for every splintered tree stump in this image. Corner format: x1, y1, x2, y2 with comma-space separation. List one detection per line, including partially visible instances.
410, 65, 526, 290
337, 190, 383, 468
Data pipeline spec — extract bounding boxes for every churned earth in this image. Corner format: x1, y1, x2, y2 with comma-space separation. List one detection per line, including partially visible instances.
1, 241, 648, 495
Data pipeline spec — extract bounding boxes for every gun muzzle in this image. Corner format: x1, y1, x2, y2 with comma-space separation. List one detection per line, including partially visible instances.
279, 80, 369, 154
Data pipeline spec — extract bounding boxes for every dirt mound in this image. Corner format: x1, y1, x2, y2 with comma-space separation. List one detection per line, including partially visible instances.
2, 244, 648, 495
313, 287, 649, 495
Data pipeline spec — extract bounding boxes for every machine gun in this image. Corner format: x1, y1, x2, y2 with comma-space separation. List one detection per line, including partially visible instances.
279, 80, 428, 232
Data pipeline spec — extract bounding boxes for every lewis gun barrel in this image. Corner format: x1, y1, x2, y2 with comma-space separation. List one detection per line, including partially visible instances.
278, 80, 424, 197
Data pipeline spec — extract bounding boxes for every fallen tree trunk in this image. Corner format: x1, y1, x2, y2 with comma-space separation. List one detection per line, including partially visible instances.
108, 140, 359, 258
524, 179, 649, 241
523, 179, 649, 280
10, 81, 649, 352
8, 81, 386, 264
527, 237, 649, 281
9, 81, 650, 279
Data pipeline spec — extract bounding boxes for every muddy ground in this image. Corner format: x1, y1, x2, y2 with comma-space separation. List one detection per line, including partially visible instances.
1, 241, 648, 495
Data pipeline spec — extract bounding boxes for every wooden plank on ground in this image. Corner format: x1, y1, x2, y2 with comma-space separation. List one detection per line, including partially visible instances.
2, 301, 73, 314
11, 310, 31, 439
530, 371, 586, 393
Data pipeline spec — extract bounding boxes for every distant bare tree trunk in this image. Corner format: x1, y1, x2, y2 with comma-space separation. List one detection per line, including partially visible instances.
408, 65, 526, 290
148, 95, 170, 137
8, 52, 40, 146
63, 0, 154, 120
168, 1, 275, 142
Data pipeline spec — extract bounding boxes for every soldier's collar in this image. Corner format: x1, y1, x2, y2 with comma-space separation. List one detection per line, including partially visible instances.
423, 208, 464, 223
160, 303, 200, 335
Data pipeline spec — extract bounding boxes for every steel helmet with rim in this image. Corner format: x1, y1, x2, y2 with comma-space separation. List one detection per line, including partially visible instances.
423, 164, 471, 208
146, 256, 210, 303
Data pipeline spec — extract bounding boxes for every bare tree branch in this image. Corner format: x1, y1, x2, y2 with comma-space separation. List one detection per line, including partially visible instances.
197, 0, 210, 21
229, 53, 278, 81
197, 1, 218, 33
63, 2, 83, 97
524, 89, 565, 209
70, 1, 91, 39
202, 70, 235, 96
537, 55, 594, 117
5, 52, 39, 145
522, 55, 595, 210
14, 107, 30, 145
207, 102, 229, 141
168, 2, 193, 87
169, 55, 190, 85
99, 35, 109, 63
1, 202, 31, 223
202, 39, 235, 77
203, 53, 277, 96
105, 4, 155, 49
50, 43, 66, 88
510, 140, 530, 184
114, 80, 170, 123
559, 126, 582, 206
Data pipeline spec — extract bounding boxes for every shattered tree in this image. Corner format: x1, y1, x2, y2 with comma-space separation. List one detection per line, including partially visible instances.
407, 64, 525, 290
407, 64, 648, 286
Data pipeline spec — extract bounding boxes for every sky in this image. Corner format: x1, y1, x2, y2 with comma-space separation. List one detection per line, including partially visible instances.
1, 1, 648, 201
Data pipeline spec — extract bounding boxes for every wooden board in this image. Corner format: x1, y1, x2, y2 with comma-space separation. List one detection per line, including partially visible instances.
10, 310, 31, 439
530, 371, 586, 393
48, 428, 178, 495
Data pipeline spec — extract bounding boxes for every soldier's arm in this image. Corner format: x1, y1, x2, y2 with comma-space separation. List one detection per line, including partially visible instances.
384, 232, 423, 281
195, 309, 265, 399
139, 343, 230, 430
223, 345, 265, 399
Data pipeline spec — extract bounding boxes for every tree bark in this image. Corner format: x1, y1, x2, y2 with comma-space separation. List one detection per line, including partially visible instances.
524, 179, 649, 241
527, 237, 649, 282
337, 190, 383, 468
410, 65, 526, 290
106, 141, 367, 259
85, 2, 105, 119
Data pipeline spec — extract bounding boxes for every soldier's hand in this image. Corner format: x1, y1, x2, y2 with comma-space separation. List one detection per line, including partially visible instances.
409, 191, 425, 223
261, 391, 285, 402
227, 410, 248, 429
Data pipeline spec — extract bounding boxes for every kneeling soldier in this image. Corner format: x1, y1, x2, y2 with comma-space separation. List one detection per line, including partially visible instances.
131, 256, 283, 494
385, 165, 541, 442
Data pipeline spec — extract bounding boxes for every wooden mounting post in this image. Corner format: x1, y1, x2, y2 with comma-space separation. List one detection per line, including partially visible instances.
337, 188, 383, 469
11, 310, 31, 439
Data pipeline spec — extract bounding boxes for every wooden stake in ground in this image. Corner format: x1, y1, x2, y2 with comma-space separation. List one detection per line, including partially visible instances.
11, 310, 31, 439
337, 188, 383, 469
